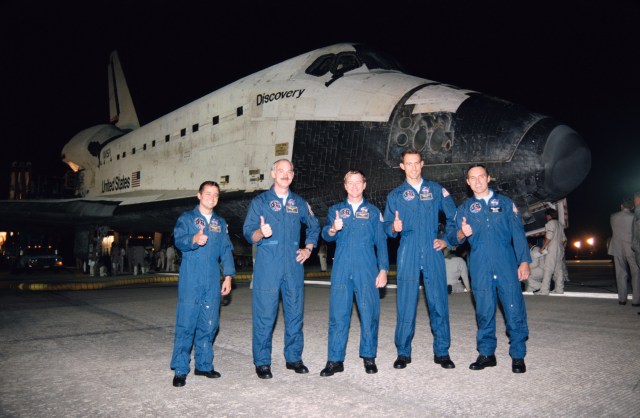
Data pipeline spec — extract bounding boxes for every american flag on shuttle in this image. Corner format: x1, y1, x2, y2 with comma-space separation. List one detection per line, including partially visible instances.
132, 171, 141, 187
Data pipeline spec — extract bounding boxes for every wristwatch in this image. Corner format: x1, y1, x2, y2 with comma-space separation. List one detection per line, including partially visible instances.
304, 247, 312, 253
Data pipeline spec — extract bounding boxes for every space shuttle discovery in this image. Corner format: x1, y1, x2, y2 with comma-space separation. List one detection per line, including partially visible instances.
2, 43, 590, 239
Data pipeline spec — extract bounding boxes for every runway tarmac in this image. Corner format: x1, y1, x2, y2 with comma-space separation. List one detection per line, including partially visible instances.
1, 262, 639, 417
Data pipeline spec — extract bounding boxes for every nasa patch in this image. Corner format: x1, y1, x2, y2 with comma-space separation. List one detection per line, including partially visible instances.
403, 190, 416, 201
490, 199, 500, 207
270, 200, 282, 211
420, 186, 433, 200
209, 218, 221, 232
470, 202, 482, 214
286, 197, 298, 213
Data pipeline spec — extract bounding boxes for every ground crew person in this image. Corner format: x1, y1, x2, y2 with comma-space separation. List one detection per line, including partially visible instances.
450, 164, 530, 373
243, 159, 320, 379
318, 242, 328, 272
170, 181, 235, 387
383, 149, 457, 370
319, 170, 388, 377
609, 199, 640, 305
526, 240, 545, 292
539, 208, 567, 294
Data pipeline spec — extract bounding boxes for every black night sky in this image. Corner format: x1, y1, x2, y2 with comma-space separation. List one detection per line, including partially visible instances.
3, 1, 640, 256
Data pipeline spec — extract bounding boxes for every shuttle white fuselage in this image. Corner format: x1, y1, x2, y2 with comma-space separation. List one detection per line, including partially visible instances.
1, 43, 589, 237
63, 45, 467, 204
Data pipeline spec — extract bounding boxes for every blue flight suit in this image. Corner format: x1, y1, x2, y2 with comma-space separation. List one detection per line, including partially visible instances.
322, 199, 389, 361
450, 191, 530, 359
243, 187, 320, 366
170, 206, 236, 376
384, 179, 457, 358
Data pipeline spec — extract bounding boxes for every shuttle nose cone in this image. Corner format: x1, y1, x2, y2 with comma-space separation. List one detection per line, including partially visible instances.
542, 124, 591, 199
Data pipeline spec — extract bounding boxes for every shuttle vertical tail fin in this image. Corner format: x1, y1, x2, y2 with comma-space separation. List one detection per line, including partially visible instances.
108, 51, 140, 130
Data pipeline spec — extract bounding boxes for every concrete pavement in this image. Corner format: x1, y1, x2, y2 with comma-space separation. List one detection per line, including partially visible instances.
1, 263, 639, 417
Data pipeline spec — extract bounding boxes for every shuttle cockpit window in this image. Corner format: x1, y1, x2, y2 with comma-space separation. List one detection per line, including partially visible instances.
306, 54, 335, 76
306, 45, 404, 78
334, 53, 361, 74
354, 44, 405, 72
318, 52, 363, 86
305, 52, 362, 77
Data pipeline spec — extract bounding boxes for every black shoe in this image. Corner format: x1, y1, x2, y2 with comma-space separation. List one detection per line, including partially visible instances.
222, 295, 231, 306
469, 354, 497, 370
285, 361, 309, 374
320, 361, 344, 377
172, 375, 186, 387
512, 359, 526, 373
393, 355, 412, 369
619, 301, 627, 305
194, 369, 221, 378
255, 365, 273, 379
434, 355, 455, 369
632, 303, 640, 307
447, 285, 453, 294
363, 357, 378, 374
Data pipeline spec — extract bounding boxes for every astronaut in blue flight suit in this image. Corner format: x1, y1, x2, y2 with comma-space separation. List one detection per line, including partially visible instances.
170, 181, 235, 387
383, 149, 457, 370
319, 170, 389, 377
243, 159, 320, 379
450, 164, 530, 374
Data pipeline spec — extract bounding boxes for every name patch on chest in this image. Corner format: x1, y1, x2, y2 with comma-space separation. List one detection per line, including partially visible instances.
286, 205, 298, 214
355, 210, 369, 219
420, 186, 433, 200
489, 198, 502, 213
209, 219, 221, 232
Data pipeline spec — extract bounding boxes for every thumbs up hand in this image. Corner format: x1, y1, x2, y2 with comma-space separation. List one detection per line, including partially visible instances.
461, 217, 473, 237
393, 210, 403, 233
333, 210, 344, 231
193, 224, 208, 246
260, 215, 272, 238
